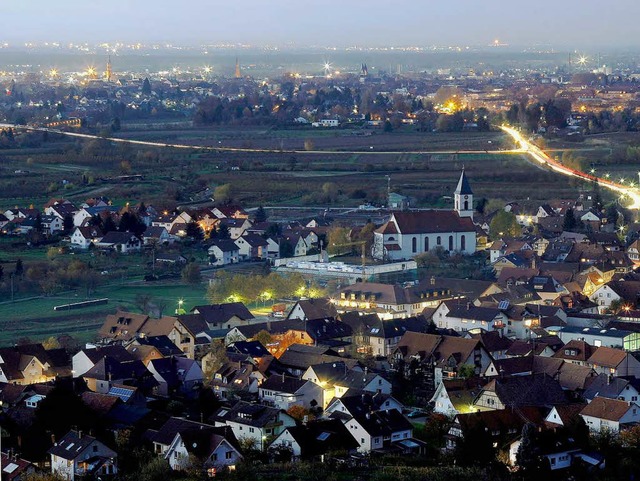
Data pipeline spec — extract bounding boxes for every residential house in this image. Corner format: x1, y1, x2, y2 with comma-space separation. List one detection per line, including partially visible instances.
430, 377, 488, 416
587, 346, 640, 377
580, 396, 640, 433
141, 226, 172, 245
258, 374, 323, 410
0, 344, 69, 385
583, 373, 640, 403
210, 357, 265, 400
473, 373, 568, 410
210, 401, 297, 451
590, 280, 640, 313
269, 419, 359, 460
72, 345, 135, 378
219, 217, 252, 240
49, 430, 117, 481
235, 233, 269, 260
287, 298, 338, 321
165, 427, 242, 473
147, 357, 204, 398
0, 452, 36, 481
432, 299, 508, 334
95, 231, 141, 253
70, 226, 103, 249
552, 340, 599, 366
334, 281, 454, 319
191, 302, 255, 330
343, 409, 415, 453
208, 239, 240, 266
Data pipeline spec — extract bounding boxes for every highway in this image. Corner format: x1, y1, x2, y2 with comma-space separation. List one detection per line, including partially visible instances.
0, 123, 520, 156
500, 125, 640, 210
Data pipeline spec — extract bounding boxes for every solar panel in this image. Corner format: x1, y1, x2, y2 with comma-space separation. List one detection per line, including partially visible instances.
317, 432, 331, 441
108, 386, 134, 402
498, 300, 510, 310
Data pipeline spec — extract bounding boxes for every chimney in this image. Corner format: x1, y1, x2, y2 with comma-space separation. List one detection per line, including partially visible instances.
430, 276, 436, 286
78, 430, 83, 439
466, 302, 471, 310
608, 374, 613, 385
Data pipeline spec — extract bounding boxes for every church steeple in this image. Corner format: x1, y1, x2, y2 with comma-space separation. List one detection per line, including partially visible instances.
454, 169, 474, 218
234, 58, 241, 79
106, 55, 113, 83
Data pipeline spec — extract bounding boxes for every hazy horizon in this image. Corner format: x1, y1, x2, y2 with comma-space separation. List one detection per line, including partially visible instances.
5, 0, 640, 49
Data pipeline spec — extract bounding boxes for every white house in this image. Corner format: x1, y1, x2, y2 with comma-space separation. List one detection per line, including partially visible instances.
165, 428, 242, 473
432, 299, 508, 334
70, 226, 103, 249
589, 281, 640, 313
49, 430, 117, 481
580, 396, 640, 433
344, 410, 413, 453
208, 239, 240, 266
211, 401, 297, 451
258, 375, 323, 411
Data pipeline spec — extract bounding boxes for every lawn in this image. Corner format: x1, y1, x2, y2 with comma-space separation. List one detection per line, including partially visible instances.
0, 281, 209, 345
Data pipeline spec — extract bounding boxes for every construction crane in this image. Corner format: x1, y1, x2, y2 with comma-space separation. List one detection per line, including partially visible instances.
330, 240, 368, 282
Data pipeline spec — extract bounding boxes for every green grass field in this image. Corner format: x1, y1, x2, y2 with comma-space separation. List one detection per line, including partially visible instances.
0, 282, 209, 345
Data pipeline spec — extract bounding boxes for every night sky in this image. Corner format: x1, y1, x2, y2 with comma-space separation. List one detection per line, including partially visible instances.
5, 0, 639, 47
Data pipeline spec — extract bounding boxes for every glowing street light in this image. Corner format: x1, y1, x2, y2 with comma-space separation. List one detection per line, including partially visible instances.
203, 66, 212, 74
49, 68, 58, 79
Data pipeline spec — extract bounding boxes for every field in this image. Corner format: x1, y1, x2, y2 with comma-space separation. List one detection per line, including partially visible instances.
0, 127, 593, 212
0, 282, 209, 345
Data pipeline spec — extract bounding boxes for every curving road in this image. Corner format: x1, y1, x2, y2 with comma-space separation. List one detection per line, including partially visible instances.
500, 125, 640, 209
0, 123, 520, 156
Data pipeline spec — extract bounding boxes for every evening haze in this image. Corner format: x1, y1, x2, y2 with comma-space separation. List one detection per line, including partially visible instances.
4, 0, 640, 48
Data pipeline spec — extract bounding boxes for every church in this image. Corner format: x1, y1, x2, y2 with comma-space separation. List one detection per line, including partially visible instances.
372, 170, 477, 261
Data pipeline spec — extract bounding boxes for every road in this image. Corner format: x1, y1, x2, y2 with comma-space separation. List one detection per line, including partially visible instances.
0, 123, 520, 156
500, 125, 640, 210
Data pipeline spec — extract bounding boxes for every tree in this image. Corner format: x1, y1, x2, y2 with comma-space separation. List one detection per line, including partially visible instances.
516, 423, 541, 474
327, 227, 352, 255
185, 221, 204, 240
62, 214, 74, 234
563, 207, 577, 231
217, 223, 230, 240
287, 405, 315, 422
141, 77, 152, 95
255, 330, 273, 348
321, 182, 339, 203
135, 293, 154, 314
203, 340, 229, 382
489, 210, 521, 239
181, 262, 202, 285
14, 258, 23, 278
254, 206, 267, 223
213, 183, 233, 204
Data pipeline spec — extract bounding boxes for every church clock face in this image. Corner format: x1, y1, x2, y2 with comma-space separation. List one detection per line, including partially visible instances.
464, 195, 469, 200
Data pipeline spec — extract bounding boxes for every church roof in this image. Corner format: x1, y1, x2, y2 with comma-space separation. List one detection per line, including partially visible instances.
455, 170, 473, 196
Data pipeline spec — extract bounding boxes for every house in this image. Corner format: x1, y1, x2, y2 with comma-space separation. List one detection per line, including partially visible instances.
141, 225, 172, 245
579, 396, 640, 433
82, 357, 154, 394
72, 345, 135, 378
432, 299, 508, 334
218, 217, 252, 240
583, 373, 640, 403
70, 226, 103, 249
211, 358, 266, 400
333, 281, 455, 319
235, 233, 269, 260
191, 302, 255, 330
165, 426, 242, 474
279, 233, 308, 257
0, 344, 69, 385
208, 239, 240, 266
210, 401, 297, 451
49, 430, 117, 481
276, 344, 360, 377
430, 377, 488, 416
552, 340, 599, 366
287, 298, 338, 321
269, 419, 359, 460
144, 417, 232, 456
590, 280, 640, 313
325, 391, 404, 419
391, 332, 492, 403
41, 214, 64, 235
147, 357, 204, 398
302, 362, 389, 408
343, 409, 416, 453
472, 373, 567, 410
586, 346, 640, 377
95, 231, 141, 253
258, 374, 323, 410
